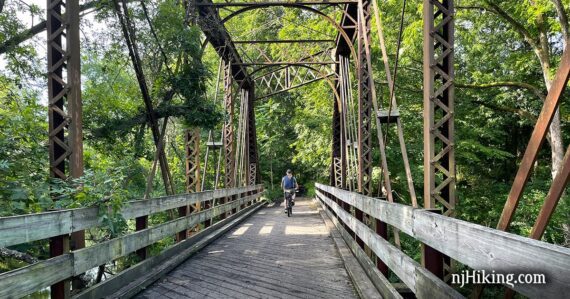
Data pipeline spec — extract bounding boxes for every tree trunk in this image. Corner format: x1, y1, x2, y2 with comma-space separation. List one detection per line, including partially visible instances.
534, 19, 565, 179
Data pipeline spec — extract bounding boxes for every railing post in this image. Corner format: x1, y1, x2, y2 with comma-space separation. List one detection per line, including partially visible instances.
375, 218, 389, 275
422, 209, 444, 279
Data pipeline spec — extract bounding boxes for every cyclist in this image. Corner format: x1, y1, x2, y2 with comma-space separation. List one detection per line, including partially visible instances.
281, 169, 298, 213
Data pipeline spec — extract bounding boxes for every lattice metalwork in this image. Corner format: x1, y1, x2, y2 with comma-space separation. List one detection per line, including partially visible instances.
356, 0, 373, 196
423, 0, 455, 216
255, 64, 334, 99
223, 61, 236, 188
235, 42, 335, 66
331, 61, 346, 189
246, 85, 259, 184
248, 163, 257, 185
47, 0, 83, 297
185, 128, 202, 194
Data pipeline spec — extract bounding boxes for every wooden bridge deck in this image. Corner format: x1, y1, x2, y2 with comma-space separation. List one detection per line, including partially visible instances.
135, 198, 359, 299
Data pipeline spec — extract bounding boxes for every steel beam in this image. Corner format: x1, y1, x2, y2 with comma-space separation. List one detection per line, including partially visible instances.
422, 0, 455, 281
246, 84, 259, 185
356, 0, 372, 197
47, 0, 83, 296
234, 39, 335, 44
196, 1, 357, 7
222, 61, 236, 220
422, 0, 456, 216
531, 145, 570, 239
331, 60, 346, 188
497, 47, 570, 231
196, 0, 250, 85
236, 62, 336, 66
182, 128, 201, 238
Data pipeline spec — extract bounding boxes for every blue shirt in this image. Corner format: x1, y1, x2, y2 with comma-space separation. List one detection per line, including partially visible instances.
282, 176, 297, 189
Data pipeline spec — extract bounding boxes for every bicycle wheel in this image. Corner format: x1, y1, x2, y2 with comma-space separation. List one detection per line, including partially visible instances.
287, 203, 292, 217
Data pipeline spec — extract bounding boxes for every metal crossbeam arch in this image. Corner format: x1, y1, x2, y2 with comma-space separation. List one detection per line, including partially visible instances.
196, 1, 357, 7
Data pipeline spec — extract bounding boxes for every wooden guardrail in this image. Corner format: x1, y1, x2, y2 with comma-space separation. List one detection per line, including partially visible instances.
315, 183, 570, 299
0, 185, 264, 299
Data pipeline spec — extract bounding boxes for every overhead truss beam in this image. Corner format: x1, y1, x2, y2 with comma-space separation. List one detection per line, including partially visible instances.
196, 0, 251, 84
196, 1, 357, 7
234, 39, 335, 44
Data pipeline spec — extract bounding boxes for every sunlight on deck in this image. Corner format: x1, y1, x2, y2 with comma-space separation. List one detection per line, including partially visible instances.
259, 225, 273, 235
285, 225, 328, 235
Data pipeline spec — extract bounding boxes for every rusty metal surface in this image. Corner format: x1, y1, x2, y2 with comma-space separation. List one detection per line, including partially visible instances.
422, 0, 456, 216
356, 0, 372, 196
422, 0, 455, 282
246, 85, 259, 185
47, 0, 83, 296
498, 47, 570, 231
531, 146, 570, 239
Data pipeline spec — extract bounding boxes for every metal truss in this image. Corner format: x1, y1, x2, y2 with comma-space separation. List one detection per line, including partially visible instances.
185, 128, 202, 195
422, 0, 455, 282
423, 0, 455, 216
246, 84, 259, 185
223, 61, 236, 189
254, 64, 334, 99
47, 0, 83, 297
356, 0, 372, 197
331, 59, 346, 188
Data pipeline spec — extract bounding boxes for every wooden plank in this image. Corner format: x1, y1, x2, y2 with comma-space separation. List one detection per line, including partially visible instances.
0, 185, 262, 248
73, 193, 261, 274
75, 201, 265, 299
316, 183, 414, 236
0, 255, 73, 299
318, 200, 400, 299
0, 210, 73, 248
0, 193, 261, 299
316, 191, 462, 298
413, 210, 570, 298
317, 183, 570, 297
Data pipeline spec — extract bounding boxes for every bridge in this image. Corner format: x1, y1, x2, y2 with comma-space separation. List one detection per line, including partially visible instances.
1, 0, 570, 298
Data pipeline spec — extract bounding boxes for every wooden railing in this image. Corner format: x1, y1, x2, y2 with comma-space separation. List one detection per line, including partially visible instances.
0, 185, 264, 298
315, 183, 570, 299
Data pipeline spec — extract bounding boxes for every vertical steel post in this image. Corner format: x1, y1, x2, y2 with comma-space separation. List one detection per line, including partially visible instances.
355, 0, 373, 251
356, 0, 373, 197
331, 60, 346, 189
247, 84, 259, 186
48, 0, 82, 296
422, 0, 455, 280
222, 60, 235, 219
181, 127, 201, 239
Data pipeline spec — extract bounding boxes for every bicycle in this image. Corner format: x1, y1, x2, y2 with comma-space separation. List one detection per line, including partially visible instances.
284, 189, 295, 217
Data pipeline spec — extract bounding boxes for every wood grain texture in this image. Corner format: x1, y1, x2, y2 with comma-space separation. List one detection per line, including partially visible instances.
75, 201, 265, 299
0, 192, 262, 298
316, 190, 463, 298
413, 210, 570, 298
0, 255, 73, 299
136, 198, 359, 299
0, 185, 262, 248
318, 199, 402, 299
316, 184, 570, 298
316, 183, 414, 236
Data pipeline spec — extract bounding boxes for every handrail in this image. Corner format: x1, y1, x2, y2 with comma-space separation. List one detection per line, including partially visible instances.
0, 185, 264, 299
0, 184, 261, 248
315, 183, 570, 299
